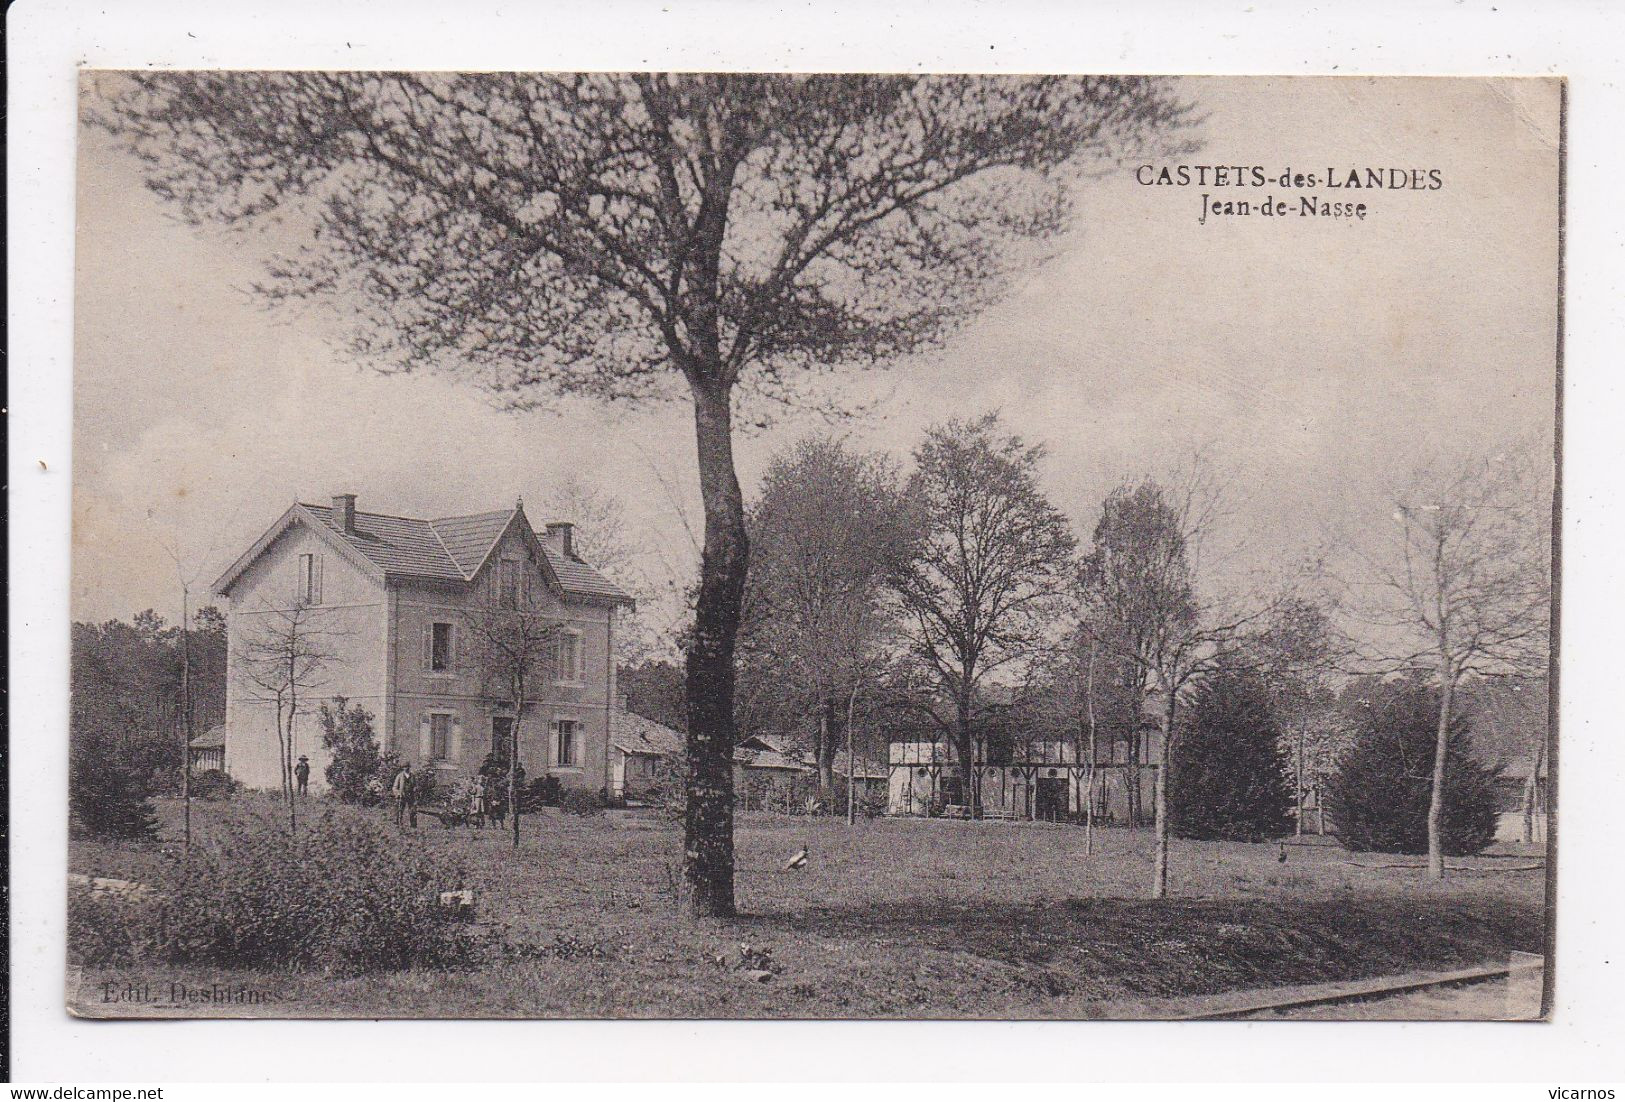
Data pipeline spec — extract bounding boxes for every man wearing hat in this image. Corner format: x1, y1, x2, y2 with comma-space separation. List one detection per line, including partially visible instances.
295, 755, 311, 797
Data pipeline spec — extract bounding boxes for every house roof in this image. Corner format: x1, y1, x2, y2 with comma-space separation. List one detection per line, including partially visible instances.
829, 750, 888, 780
612, 708, 686, 757
735, 747, 811, 772
190, 726, 227, 750
215, 501, 632, 605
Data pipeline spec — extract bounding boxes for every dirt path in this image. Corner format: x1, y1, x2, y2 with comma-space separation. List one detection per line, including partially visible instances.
1243, 975, 1541, 1020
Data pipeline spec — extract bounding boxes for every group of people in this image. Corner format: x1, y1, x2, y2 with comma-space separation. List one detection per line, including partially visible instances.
387, 752, 520, 829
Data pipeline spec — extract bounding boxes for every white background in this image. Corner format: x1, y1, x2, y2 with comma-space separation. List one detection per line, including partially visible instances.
9, 0, 1624, 1084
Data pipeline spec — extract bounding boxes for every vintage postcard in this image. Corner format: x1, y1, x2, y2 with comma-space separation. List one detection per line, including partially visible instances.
68, 73, 1558, 1021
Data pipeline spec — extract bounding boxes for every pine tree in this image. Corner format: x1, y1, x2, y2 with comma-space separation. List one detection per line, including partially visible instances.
69, 736, 159, 840
1325, 679, 1501, 856
1169, 667, 1293, 842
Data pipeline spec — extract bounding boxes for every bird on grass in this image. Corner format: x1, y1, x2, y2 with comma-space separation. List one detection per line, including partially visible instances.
783, 846, 809, 871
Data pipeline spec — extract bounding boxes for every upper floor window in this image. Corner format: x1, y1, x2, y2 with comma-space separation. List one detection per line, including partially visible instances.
552, 631, 583, 683
424, 621, 454, 673
297, 553, 323, 605
499, 558, 521, 608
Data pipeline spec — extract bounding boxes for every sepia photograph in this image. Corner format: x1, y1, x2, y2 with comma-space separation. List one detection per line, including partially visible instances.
64, 70, 1558, 1023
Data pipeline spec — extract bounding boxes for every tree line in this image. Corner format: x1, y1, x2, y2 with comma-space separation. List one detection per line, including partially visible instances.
70, 608, 227, 838
729, 420, 1550, 897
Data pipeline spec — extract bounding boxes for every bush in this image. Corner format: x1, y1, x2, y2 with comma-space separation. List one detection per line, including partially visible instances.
149, 804, 474, 973
67, 883, 155, 966
523, 775, 562, 811
70, 738, 159, 841
320, 697, 382, 804
190, 768, 238, 800
558, 787, 605, 817
1170, 668, 1294, 842
1325, 680, 1501, 856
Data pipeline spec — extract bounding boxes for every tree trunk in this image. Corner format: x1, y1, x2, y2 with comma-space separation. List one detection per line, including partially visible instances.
1521, 736, 1545, 845
1295, 721, 1305, 837
1427, 662, 1455, 880
1152, 692, 1177, 899
682, 379, 745, 918
510, 708, 522, 849
846, 686, 858, 827
181, 592, 193, 852
817, 702, 836, 792
1126, 672, 1146, 826
1084, 635, 1098, 858
954, 688, 978, 815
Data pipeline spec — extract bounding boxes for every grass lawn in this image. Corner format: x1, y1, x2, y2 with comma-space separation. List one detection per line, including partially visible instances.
69, 797, 1545, 1019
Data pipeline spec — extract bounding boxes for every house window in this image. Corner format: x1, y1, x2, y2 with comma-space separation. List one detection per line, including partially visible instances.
552, 632, 582, 683
297, 553, 322, 605
427, 622, 454, 672
491, 715, 514, 754
556, 719, 579, 767
430, 714, 452, 760
499, 558, 521, 608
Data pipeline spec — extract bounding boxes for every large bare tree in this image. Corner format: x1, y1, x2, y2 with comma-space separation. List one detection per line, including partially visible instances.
94, 72, 1188, 915
460, 598, 562, 849
1360, 446, 1551, 878
236, 601, 337, 834
894, 414, 1078, 813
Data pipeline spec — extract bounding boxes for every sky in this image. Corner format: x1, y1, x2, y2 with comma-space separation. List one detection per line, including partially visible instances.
72, 75, 1560, 652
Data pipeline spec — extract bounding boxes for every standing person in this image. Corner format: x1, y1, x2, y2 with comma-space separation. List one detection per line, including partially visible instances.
393, 763, 414, 827
294, 755, 311, 797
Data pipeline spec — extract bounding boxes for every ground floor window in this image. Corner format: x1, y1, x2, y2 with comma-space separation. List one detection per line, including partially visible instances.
430, 713, 452, 760
556, 718, 579, 766
491, 715, 514, 754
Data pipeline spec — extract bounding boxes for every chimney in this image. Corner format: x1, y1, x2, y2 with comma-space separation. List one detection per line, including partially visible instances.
332, 494, 357, 535
544, 521, 574, 560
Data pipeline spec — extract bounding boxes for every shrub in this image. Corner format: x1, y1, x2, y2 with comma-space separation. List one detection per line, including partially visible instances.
67, 883, 155, 966
1170, 668, 1294, 842
1324, 679, 1501, 856
70, 738, 159, 841
641, 777, 686, 819
523, 775, 562, 811
150, 804, 474, 973
320, 697, 382, 803
190, 768, 238, 800
558, 787, 605, 817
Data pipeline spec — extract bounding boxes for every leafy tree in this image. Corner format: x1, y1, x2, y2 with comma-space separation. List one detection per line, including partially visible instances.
740, 437, 918, 789
1325, 679, 1500, 857
93, 72, 1188, 916
1079, 473, 1282, 896
893, 414, 1077, 812
1169, 665, 1292, 842
1241, 595, 1347, 835
318, 696, 382, 803
540, 478, 675, 665
619, 659, 688, 734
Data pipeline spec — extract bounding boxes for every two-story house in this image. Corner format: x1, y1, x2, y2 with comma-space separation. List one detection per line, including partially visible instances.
212, 494, 633, 796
